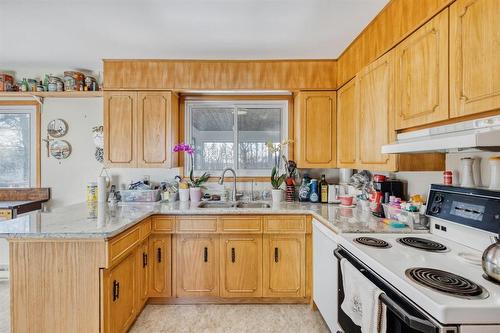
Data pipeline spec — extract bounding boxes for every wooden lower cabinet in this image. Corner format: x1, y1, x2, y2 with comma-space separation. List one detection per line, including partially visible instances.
263, 234, 306, 298
176, 234, 220, 297
136, 239, 150, 309
220, 234, 263, 297
104, 251, 137, 333
149, 234, 172, 297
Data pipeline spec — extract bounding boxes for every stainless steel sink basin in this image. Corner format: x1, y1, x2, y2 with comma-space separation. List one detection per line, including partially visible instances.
236, 202, 271, 209
197, 201, 271, 209
197, 202, 236, 209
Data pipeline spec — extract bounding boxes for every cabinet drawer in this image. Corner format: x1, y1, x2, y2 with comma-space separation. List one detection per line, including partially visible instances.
140, 218, 152, 239
176, 217, 218, 233
264, 216, 307, 233
152, 216, 175, 233
108, 226, 141, 265
220, 216, 262, 233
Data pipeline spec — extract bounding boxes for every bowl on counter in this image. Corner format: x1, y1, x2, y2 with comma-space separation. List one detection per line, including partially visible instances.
338, 195, 353, 206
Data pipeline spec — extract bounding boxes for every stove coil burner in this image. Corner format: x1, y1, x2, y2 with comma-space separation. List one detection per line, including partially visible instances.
354, 237, 391, 248
406, 267, 489, 300
398, 237, 448, 252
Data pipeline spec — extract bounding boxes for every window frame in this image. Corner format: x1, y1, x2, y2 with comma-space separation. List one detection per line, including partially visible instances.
0, 101, 40, 188
185, 100, 289, 177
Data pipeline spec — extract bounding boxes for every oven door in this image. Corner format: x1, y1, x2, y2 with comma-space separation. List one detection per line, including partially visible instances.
334, 247, 458, 333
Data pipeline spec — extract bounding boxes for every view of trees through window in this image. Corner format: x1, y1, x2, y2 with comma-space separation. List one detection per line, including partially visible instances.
188, 101, 286, 176
0, 112, 33, 187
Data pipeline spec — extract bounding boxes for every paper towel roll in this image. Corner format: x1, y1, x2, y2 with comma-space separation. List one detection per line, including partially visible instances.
97, 176, 108, 203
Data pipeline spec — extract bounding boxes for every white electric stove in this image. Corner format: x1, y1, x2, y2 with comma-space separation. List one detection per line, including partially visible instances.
336, 184, 500, 333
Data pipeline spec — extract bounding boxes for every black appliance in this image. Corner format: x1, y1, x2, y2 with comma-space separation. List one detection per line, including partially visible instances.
372, 179, 405, 217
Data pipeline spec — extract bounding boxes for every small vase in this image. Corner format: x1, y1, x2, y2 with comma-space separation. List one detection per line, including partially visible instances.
190, 187, 202, 202
272, 189, 283, 203
179, 188, 190, 202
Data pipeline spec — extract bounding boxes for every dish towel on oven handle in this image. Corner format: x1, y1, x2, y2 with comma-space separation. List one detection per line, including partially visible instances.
340, 258, 387, 333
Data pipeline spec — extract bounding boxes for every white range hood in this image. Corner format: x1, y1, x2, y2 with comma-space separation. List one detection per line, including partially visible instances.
382, 115, 500, 153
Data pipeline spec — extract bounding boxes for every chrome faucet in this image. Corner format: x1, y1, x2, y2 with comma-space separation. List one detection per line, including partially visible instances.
218, 167, 237, 202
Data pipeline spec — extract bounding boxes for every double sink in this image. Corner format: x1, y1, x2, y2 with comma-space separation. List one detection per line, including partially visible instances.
197, 201, 271, 209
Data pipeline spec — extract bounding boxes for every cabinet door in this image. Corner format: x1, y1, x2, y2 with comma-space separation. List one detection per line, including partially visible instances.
263, 234, 305, 297
106, 252, 137, 333
357, 52, 397, 171
394, 9, 449, 129
149, 234, 172, 297
104, 91, 137, 167
337, 78, 358, 168
137, 91, 177, 168
295, 91, 337, 168
136, 239, 150, 308
450, 0, 500, 118
176, 234, 219, 297
220, 235, 262, 297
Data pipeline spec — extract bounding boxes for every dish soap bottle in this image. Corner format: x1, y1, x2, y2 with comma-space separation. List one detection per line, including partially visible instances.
298, 174, 311, 202
310, 179, 319, 203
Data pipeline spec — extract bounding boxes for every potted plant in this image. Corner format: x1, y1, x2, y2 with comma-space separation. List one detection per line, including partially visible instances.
173, 143, 210, 202
266, 140, 292, 203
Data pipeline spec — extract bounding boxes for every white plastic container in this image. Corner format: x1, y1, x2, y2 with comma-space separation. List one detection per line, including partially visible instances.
489, 157, 500, 190
120, 189, 161, 202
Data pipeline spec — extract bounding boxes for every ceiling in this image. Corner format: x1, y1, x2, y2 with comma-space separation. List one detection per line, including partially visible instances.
0, 0, 389, 72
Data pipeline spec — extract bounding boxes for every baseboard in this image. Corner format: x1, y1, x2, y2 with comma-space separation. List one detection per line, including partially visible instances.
147, 296, 310, 305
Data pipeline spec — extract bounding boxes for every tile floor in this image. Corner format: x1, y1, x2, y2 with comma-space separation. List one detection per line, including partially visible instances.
0, 279, 329, 333
0, 280, 9, 333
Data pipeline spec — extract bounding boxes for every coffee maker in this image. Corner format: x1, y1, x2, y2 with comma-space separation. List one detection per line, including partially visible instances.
371, 175, 405, 217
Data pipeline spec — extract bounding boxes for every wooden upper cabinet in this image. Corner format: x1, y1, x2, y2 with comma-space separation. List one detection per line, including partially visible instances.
294, 91, 337, 168
149, 234, 172, 298
176, 234, 220, 297
263, 234, 305, 298
104, 90, 178, 168
220, 235, 262, 297
137, 91, 178, 168
394, 9, 449, 129
104, 92, 137, 167
356, 51, 397, 171
450, 0, 500, 118
337, 78, 358, 167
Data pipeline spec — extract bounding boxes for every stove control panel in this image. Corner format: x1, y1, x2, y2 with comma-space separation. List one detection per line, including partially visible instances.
427, 184, 500, 234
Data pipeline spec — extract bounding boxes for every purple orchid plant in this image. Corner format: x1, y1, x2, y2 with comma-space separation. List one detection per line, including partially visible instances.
172, 143, 209, 188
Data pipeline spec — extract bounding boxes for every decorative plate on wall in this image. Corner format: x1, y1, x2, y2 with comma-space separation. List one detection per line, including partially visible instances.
47, 119, 68, 138
49, 140, 72, 159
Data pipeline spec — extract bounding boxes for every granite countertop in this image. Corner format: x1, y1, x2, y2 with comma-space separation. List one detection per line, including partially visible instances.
0, 201, 428, 239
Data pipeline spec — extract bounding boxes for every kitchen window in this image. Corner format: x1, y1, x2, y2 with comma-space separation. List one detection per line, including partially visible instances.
0, 105, 37, 187
185, 100, 288, 177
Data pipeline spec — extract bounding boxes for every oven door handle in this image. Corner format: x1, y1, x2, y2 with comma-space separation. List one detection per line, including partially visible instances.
334, 248, 344, 260
380, 294, 437, 333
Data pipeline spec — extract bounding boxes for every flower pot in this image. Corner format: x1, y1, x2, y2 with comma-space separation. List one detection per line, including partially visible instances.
179, 188, 190, 202
189, 187, 202, 202
271, 189, 283, 203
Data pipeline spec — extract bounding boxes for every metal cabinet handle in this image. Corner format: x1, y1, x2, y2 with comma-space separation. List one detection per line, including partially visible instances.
157, 247, 162, 263
112, 280, 120, 301
274, 247, 279, 263
231, 247, 236, 263
204, 247, 208, 262
143, 252, 148, 268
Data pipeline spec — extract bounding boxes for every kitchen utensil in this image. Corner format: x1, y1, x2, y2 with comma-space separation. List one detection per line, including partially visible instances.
482, 236, 500, 283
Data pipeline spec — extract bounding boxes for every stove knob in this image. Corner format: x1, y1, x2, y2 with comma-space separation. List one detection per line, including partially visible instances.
434, 194, 444, 203
431, 206, 441, 214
